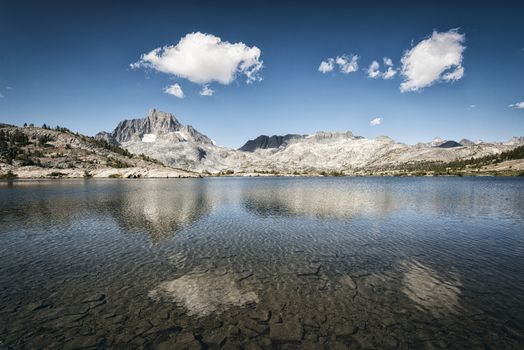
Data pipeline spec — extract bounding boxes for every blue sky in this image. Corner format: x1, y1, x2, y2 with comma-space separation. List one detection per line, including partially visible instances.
0, 0, 523, 148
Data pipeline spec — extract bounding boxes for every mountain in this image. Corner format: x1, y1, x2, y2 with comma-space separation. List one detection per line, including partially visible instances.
0, 123, 198, 178
94, 108, 524, 176
459, 139, 474, 146
239, 134, 303, 152
97, 109, 213, 145
96, 109, 243, 172
436, 140, 462, 148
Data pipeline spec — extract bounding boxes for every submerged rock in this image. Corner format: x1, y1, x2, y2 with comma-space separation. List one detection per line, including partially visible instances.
149, 272, 258, 316
269, 319, 303, 342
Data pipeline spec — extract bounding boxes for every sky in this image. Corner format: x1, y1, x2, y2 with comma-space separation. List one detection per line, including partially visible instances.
0, 0, 523, 148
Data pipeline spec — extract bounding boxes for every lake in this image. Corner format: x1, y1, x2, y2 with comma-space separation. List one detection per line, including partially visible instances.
1, 177, 523, 349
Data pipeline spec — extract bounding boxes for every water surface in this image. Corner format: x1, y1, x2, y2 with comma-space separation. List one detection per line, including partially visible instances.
1, 177, 523, 349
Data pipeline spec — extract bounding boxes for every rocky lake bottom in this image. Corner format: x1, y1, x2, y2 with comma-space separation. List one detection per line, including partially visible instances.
0, 177, 523, 349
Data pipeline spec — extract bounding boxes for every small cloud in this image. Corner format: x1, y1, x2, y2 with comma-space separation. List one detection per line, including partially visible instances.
367, 60, 397, 79
367, 61, 381, 78
132, 32, 263, 86
370, 117, 382, 126
400, 29, 466, 92
336, 55, 359, 74
0, 93, 4, 98
383, 57, 393, 67
200, 85, 214, 96
164, 83, 185, 98
319, 55, 358, 74
318, 58, 334, 73
382, 67, 397, 79
5, 86, 13, 90
469, 104, 476, 108
509, 101, 524, 109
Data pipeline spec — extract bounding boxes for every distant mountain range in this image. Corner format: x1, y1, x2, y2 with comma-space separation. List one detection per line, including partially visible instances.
92, 109, 524, 175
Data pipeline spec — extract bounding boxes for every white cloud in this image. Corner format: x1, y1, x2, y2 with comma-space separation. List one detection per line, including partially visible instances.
0, 93, 4, 98
382, 67, 397, 79
509, 101, 524, 109
367, 61, 381, 78
319, 55, 359, 75
164, 83, 185, 98
383, 57, 393, 67
400, 29, 466, 92
367, 60, 397, 79
200, 85, 214, 96
318, 58, 334, 73
132, 32, 263, 85
470, 104, 476, 108
5, 86, 13, 90
370, 117, 382, 126
336, 55, 359, 74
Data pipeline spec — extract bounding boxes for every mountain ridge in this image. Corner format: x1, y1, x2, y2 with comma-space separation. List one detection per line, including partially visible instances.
92, 108, 524, 176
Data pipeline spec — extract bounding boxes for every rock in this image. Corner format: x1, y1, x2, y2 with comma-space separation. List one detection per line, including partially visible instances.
245, 343, 262, 350
249, 309, 271, 322
176, 332, 196, 344
340, 275, 356, 289
270, 320, 303, 342
328, 341, 349, 350
297, 263, 321, 276
383, 335, 400, 349
221, 342, 242, 350
82, 293, 105, 303
236, 270, 254, 282
239, 318, 268, 335
334, 323, 357, 336
227, 325, 240, 337
157, 332, 197, 350
26, 300, 50, 311
202, 327, 228, 347
64, 304, 90, 315
109, 315, 127, 324
63, 335, 99, 350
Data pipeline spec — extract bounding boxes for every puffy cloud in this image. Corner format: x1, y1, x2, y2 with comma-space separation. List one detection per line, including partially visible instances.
382, 67, 397, 79
318, 55, 359, 74
132, 32, 263, 85
367, 61, 381, 78
509, 101, 524, 109
400, 29, 466, 92
200, 85, 214, 96
367, 60, 397, 79
370, 117, 382, 126
318, 58, 334, 73
383, 57, 393, 67
336, 55, 359, 74
164, 83, 185, 98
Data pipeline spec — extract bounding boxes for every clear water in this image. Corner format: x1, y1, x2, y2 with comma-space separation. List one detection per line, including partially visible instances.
1, 177, 523, 349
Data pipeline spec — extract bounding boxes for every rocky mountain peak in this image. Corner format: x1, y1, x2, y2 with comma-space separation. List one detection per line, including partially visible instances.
96, 109, 214, 149
104, 109, 183, 143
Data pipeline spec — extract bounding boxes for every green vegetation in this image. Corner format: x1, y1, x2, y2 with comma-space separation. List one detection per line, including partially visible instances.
38, 134, 55, 146
88, 138, 132, 158
107, 157, 131, 168
48, 171, 66, 177
108, 173, 122, 178
0, 129, 30, 164
320, 170, 344, 176
83, 170, 93, 178
138, 153, 161, 164
385, 145, 524, 176
0, 170, 17, 179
